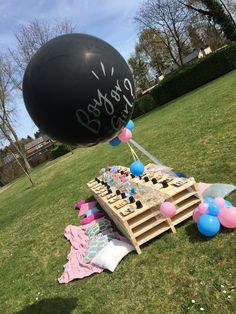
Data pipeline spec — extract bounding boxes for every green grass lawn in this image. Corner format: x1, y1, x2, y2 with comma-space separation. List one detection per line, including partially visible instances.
0, 70, 236, 314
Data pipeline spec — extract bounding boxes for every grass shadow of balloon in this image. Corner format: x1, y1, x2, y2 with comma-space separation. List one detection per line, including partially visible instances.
184, 222, 211, 243
220, 226, 235, 234
15, 297, 78, 314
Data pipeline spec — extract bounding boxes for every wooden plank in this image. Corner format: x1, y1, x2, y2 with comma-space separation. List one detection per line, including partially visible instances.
167, 218, 176, 233
128, 209, 164, 229
163, 182, 196, 197
123, 203, 158, 221
176, 197, 200, 213
136, 222, 171, 246
171, 204, 197, 225
132, 216, 167, 237
172, 190, 198, 205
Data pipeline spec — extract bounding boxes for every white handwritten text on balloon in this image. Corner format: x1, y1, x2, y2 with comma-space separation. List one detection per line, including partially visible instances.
75, 72, 134, 134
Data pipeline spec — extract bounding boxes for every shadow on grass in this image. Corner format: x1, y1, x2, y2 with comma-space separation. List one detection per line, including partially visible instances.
16, 297, 78, 314
220, 226, 235, 234
185, 221, 235, 242
184, 223, 210, 243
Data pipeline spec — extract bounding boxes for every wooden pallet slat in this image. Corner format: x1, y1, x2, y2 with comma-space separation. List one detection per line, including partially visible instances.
128, 208, 164, 229
132, 216, 167, 237
137, 221, 171, 246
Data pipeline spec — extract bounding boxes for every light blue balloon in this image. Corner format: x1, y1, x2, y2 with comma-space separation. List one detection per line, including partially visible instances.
197, 214, 220, 237
109, 137, 121, 147
204, 197, 214, 205
130, 160, 144, 176
208, 203, 220, 216
126, 120, 134, 131
225, 200, 232, 208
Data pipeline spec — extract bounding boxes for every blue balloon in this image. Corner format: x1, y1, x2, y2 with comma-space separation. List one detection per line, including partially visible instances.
204, 197, 214, 205
109, 137, 121, 147
225, 200, 232, 208
126, 120, 134, 131
130, 160, 144, 176
208, 203, 220, 216
197, 214, 220, 237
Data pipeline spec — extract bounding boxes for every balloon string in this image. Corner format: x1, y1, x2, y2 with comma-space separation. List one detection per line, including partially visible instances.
129, 139, 164, 166
127, 143, 139, 161
127, 143, 136, 161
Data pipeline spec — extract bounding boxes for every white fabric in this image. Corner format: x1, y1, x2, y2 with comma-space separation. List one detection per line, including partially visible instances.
92, 239, 134, 272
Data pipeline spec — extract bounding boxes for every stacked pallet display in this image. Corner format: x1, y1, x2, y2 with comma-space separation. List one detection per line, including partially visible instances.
87, 165, 203, 254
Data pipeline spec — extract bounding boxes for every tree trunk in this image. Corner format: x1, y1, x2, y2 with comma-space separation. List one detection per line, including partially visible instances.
3, 115, 31, 169
9, 149, 35, 187
0, 123, 31, 171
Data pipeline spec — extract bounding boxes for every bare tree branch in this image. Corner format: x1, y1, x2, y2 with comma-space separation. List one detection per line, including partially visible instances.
135, 0, 192, 66
8, 19, 76, 91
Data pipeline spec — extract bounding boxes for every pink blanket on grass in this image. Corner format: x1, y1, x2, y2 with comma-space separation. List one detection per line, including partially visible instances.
58, 222, 103, 284
58, 218, 128, 284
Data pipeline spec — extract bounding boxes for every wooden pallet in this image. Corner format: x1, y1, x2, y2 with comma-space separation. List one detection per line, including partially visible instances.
87, 165, 203, 254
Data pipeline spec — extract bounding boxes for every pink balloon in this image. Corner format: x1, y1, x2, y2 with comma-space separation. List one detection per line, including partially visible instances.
160, 202, 176, 218
193, 203, 208, 223
218, 206, 236, 228
214, 197, 225, 208
118, 128, 132, 142
193, 206, 200, 223
198, 202, 209, 214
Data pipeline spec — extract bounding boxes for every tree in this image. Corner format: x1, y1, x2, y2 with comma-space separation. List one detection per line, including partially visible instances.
138, 29, 171, 73
128, 28, 173, 91
0, 55, 31, 167
0, 54, 34, 185
9, 19, 76, 91
0, 19, 77, 186
135, 0, 192, 66
128, 47, 151, 92
186, 10, 228, 50
188, 24, 206, 48
179, 0, 236, 41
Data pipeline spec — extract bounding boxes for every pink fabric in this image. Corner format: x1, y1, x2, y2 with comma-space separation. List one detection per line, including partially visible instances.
58, 221, 104, 284
80, 212, 104, 225
79, 201, 97, 216
197, 182, 212, 193
75, 199, 86, 209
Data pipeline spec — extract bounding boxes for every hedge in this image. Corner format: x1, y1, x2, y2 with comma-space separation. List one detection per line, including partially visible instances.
132, 93, 156, 118
132, 44, 236, 118
51, 143, 71, 159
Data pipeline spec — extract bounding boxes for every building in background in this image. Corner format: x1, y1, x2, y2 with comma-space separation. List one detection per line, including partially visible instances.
24, 135, 55, 161
182, 46, 212, 65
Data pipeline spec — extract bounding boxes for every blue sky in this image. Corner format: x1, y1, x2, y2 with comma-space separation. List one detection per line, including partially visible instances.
0, 0, 142, 139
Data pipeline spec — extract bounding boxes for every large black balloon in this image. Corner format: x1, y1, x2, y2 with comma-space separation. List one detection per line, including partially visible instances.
23, 33, 135, 146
